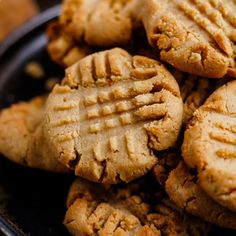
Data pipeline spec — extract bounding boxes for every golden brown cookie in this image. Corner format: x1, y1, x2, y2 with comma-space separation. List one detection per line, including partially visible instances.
47, 0, 141, 67
182, 80, 236, 212
43, 48, 183, 184
141, 0, 236, 78
166, 161, 236, 229
153, 152, 236, 228
60, 0, 139, 47
172, 70, 231, 124
64, 177, 209, 236
47, 21, 92, 67
0, 96, 68, 172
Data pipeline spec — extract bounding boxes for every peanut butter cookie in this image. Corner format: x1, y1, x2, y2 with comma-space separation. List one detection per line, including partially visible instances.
64, 177, 209, 236
141, 0, 236, 78
153, 152, 236, 228
182, 80, 236, 212
47, 0, 141, 66
60, 0, 139, 47
43, 48, 183, 184
172, 70, 231, 124
166, 161, 236, 229
0, 96, 68, 172
47, 21, 92, 67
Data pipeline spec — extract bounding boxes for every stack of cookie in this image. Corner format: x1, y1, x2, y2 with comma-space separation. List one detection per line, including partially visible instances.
0, 0, 236, 235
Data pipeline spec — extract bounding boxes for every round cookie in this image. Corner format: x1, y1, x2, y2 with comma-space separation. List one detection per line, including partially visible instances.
0, 96, 68, 173
47, 20, 157, 68
43, 48, 183, 184
166, 161, 236, 229
153, 152, 236, 228
47, 0, 141, 66
60, 0, 139, 47
47, 21, 92, 67
64, 177, 209, 236
172, 70, 231, 125
141, 0, 236, 78
182, 80, 236, 212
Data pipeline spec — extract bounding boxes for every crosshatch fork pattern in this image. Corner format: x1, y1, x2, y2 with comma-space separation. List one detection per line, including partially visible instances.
44, 48, 183, 183
178, 0, 236, 55
52, 80, 168, 135
209, 119, 236, 159
182, 80, 236, 212
142, 0, 236, 78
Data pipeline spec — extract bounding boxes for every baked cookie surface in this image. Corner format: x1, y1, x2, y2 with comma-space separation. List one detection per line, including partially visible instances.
166, 160, 236, 229
141, 0, 236, 78
182, 80, 236, 212
47, 21, 93, 67
47, 0, 141, 66
43, 48, 183, 184
60, 0, 139, 47
173, 70, 230, 124
0, 97, 68, 172
153, 152, 236, 228
64, 177, 209, 236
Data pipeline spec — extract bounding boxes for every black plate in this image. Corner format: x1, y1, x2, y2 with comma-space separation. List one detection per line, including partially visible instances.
0, 5, 72, 236
0, 4, 235, 236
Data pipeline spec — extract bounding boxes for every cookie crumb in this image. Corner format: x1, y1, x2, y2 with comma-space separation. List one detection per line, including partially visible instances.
24, 62, 45, 79
45, 78, 60, 91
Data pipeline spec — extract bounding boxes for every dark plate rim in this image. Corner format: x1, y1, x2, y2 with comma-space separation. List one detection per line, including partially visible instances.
0, 3, 235, 236
0, 215, 27, 236
0, 4, 61, 58
0, 5, 60, 236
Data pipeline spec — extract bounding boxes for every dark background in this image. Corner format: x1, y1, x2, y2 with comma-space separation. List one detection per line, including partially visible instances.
0, 1, 236, 236
0, 2, 72, 236
37, 0, 62, 10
